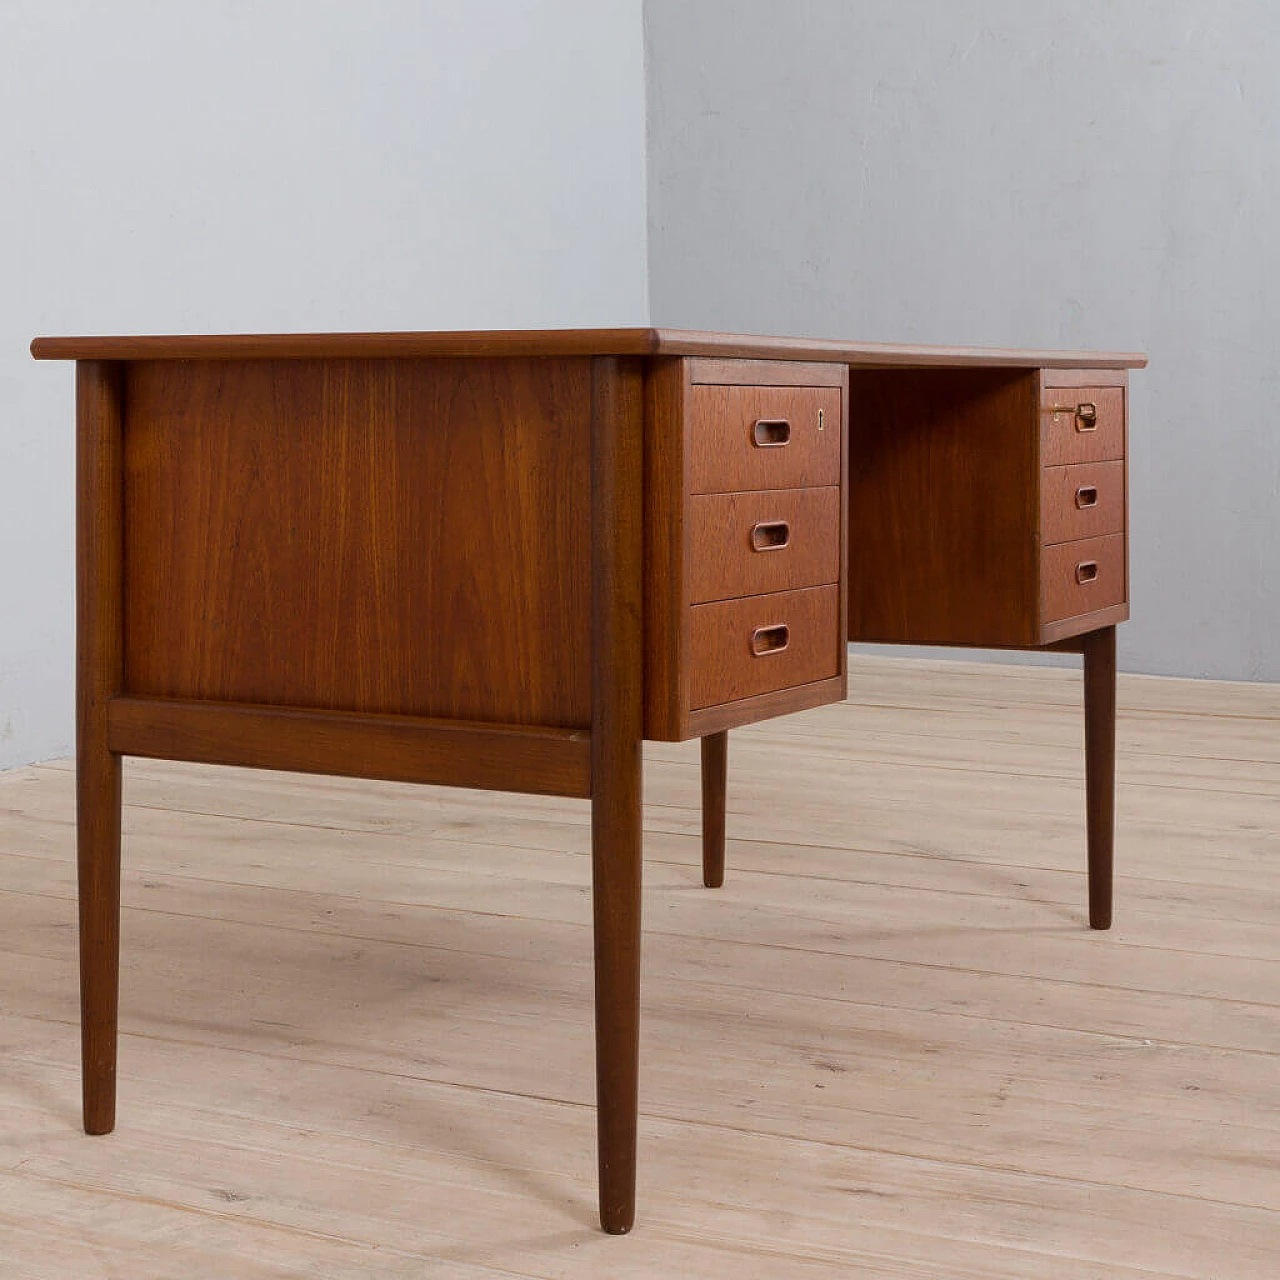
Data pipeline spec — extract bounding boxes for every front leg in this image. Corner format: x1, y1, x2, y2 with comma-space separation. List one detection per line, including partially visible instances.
590, 357, 644, 1233
591, 729, 643, 1233
76, 359, 126, 1133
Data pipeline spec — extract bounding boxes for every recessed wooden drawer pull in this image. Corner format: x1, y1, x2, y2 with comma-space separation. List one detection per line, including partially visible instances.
750, 623, 789, 656
1075, 485, 1099, 509
750, 520, 791, 552
752, 418, 791, 447
1075, 560, 1099, 584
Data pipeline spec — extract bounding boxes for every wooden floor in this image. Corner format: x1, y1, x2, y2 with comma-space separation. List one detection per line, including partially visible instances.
1, 655, 1277, 1279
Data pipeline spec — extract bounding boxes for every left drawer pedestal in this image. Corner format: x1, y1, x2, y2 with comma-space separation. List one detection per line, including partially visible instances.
644, 358, 849, 742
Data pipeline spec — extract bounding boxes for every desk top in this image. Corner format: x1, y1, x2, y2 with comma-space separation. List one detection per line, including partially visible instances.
30, 327, 1146, 368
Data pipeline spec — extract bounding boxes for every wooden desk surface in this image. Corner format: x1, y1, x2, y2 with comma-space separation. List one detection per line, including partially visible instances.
31, 326, 1147, 369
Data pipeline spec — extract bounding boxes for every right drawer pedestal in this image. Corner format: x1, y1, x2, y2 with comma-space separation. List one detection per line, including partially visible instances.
846, 367, 1129, 650
1037, 379, 1128, 642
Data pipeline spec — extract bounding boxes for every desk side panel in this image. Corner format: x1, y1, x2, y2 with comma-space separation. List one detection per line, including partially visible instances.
122, 357, 592, 728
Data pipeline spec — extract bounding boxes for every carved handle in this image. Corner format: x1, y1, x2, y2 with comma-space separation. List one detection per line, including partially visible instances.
1075, 560, 1099, 585
750, 520, 791, 552
752, 418, 791, 447
750, 624, 789, 656
1075, 485, 1099, 509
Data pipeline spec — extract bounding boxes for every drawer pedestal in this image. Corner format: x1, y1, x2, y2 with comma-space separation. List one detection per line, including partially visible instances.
846, 367, 1129, 648
645, 357, 849, 741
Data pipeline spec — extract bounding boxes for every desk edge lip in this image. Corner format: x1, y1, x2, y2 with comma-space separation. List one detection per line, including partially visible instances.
29, 327, 1149, 369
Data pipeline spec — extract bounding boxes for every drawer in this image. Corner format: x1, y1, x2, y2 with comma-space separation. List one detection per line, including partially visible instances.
689, 585, 840, 710
1041, 386, 1124, 466
1041, 533, 1125, 624
688, 487, 840, 604
1041, 460, 1125, 544
690, 384, 841, 494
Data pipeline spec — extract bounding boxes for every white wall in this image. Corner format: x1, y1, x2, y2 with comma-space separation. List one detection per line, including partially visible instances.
646, 0, 1280, 682
1, 1, 649, 769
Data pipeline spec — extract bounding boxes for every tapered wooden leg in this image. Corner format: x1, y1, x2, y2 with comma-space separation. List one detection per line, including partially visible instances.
75, 360, 126, 1132
701, 732, 727, 888
590, 357, 644, 1234
77, 744, 122, 1133
591, 730, 642, 1234
1082, 625, 1117, 930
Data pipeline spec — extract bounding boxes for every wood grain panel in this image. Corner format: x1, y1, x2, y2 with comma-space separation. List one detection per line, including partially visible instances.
1039, 603, 1129, 646
689, 586, 839, 710
122, 358, 592, 727
1040, 386, 1125, 466
1041, 460, 1125, 545
641, 359, 690, 742
690, 385, 841, 494
684, 676, 846, 738
688, 488, 840, 604
1041, 367, 1131, 387
106, 697, 591, 797
847, 369, 1040, 647
1040, 534, 1126, 624
686, 358, 846, 387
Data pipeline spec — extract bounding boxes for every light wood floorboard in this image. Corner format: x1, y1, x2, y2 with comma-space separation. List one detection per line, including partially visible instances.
2, 655, 1277, 1278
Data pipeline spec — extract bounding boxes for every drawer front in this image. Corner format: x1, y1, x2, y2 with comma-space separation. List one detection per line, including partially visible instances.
1041, 386, 1124, 466
1041, 533, 1125, 624
688, 487, 840, 604
690, 384, 841, 494
1041, 460, 1125, 544
689, 585, 840, 710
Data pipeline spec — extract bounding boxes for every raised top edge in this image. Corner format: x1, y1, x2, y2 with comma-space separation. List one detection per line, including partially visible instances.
30, 327, 1147, 369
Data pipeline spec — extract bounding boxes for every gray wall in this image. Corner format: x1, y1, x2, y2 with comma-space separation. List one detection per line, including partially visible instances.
1, 1, 648, 769
646, 0, 1280, 682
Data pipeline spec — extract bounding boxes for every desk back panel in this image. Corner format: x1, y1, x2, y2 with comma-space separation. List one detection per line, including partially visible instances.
846, 368, 1041, 648
121, 357, 593, 728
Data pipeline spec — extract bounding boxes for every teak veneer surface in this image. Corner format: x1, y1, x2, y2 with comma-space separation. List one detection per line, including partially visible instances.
689, 384, 842, 494
847, 368, 1041, 647
1041, 533, 1127, 624
1041, 460, 1126, 545
688, 487, 841, 603
122, 357, 593, 728
1041, 385, 1126, 466
689, 585, 841, 709
31, 327, 1148, 368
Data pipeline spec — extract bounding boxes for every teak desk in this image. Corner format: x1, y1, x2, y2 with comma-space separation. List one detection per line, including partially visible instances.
31, 329, 1146, 1233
